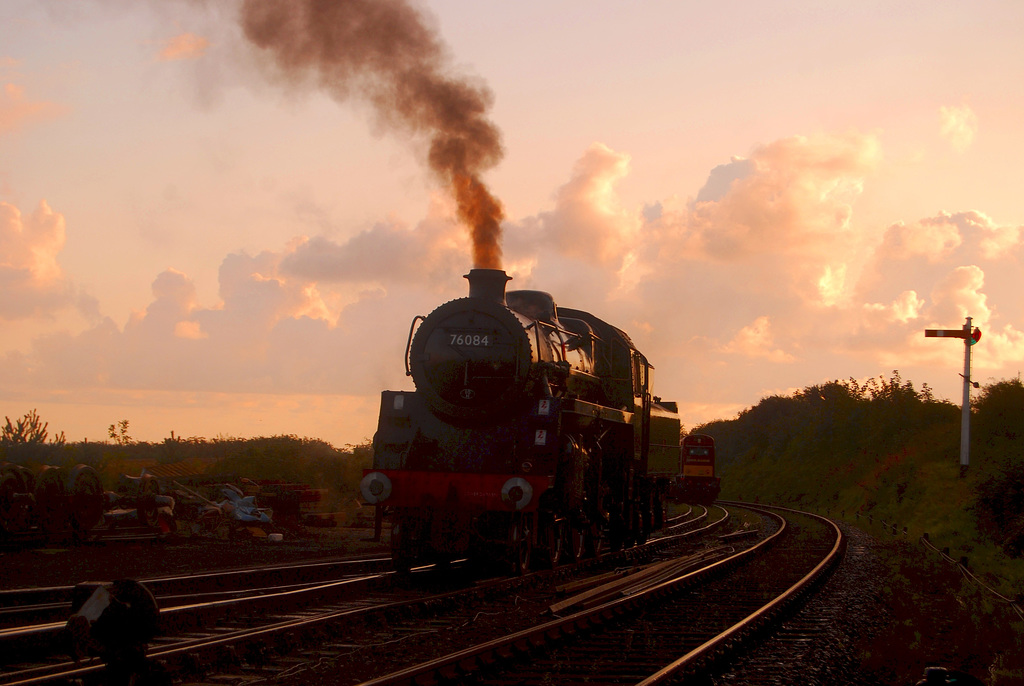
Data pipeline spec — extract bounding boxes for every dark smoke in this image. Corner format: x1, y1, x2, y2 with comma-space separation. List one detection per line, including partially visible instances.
240, 0, 504, 269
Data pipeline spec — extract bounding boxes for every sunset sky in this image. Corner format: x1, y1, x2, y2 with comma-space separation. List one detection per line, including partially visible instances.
2, 0, 1022, 446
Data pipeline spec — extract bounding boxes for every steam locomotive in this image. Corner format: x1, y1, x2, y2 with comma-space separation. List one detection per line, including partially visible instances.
360, 269, 681, 573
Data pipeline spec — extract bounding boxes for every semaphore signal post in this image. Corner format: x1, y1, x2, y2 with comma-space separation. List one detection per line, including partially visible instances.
925, 316, 982, 475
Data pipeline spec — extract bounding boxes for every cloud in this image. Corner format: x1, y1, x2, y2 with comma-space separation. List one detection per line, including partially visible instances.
0, 201, 97, 320
488, 142, 651, 309
888, 263, 1024, 372
686, 132, 879, 260
280, 201, 470, 289
974, 324, 1024, 372
859, 210, 1022, 312
854, 202, 1024, 375
0, 81, 67, 135
3, 234, 452, 400
877, 217, 962, 262
694, 157, 756, 203
534, 142, 639, 268
640, 132, 882, 314
927, 265, 989, 327
939, 104, 977, 153
879, 211, 1021, 263
158, 33, 210, 61
941, 210, 1023, 261
4, 131, 1023, 442
870, 290, 925, 324
721, 316, 796, 363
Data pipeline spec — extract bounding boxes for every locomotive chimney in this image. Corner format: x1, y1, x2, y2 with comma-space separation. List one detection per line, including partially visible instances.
465, 268, 511, 305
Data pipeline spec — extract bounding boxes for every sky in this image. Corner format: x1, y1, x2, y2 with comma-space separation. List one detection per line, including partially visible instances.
2, 0, 1023, 446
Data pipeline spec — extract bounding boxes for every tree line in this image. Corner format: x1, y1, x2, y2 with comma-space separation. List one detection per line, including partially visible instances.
696, 371, 1024, 559
0, 417, 372, 504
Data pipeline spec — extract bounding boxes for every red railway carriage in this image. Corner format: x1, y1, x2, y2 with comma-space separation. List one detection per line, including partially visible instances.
669, 433, 721, 506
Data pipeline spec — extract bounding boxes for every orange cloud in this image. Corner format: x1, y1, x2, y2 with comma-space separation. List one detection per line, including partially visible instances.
721, 316, 796, 363
878, 217, 962, 262
0, 82, 66, 135
538, 143, 638, 267
689, 132, 879, 261
939, 104, 977, 153
0, 200, 87, 319
159, 33, 210, 62
928, 265, 989, 327
641, 132, 882, 311
280, 202, 470, 289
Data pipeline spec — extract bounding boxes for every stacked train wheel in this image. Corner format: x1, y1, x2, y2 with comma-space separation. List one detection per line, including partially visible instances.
135, 475, 161, 529
34, 466, 68, 534
0, 463, 106, 540
67, 465, 105, 532
0, 463, 34, 534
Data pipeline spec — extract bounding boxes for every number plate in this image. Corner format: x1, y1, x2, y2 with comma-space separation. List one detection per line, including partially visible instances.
448, 331, 493, 347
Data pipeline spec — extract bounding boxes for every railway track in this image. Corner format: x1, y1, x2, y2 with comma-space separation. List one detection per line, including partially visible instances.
0, 554, 402, 682
0, 506, 725, 686
350, 503, 843, 685
0, 554, 392, 629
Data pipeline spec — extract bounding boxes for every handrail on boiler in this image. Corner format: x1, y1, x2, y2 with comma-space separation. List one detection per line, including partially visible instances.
404, 315, 426, 376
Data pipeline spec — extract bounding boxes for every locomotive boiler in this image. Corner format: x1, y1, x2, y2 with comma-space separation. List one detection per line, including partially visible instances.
360, 269, 680, 573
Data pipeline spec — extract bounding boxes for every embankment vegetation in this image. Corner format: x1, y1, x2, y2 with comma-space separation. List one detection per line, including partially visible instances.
700, 371, 1024, 595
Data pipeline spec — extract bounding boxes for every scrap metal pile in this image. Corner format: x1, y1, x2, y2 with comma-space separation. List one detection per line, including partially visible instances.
168, 480, 277, 540
0, 462, 280, 542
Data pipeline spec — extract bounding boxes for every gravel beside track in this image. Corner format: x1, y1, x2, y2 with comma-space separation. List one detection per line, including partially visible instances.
711, 523, 890, 685
711, 523, 1019, 686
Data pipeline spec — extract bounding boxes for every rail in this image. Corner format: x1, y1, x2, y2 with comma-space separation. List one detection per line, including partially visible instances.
355, 503, 843, 685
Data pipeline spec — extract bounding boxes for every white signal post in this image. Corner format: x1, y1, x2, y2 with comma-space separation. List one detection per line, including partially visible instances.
924, 316, 982, 474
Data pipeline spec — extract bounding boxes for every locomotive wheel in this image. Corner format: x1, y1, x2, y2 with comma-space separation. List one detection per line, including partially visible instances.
564, 522, 585, 561
635, 507, 649, 545
34, 466, 68, 534
67, 465, 104, 533
583, 522, 604, 559
608, 515, 626, 552
507, 515, 532, 576
390, 519, 414, 574
539, 517, 564, 569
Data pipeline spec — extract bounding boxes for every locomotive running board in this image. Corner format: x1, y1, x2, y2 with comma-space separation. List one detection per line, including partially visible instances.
562, 398, 633, 425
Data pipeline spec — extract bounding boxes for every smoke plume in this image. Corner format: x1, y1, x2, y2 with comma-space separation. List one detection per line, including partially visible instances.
239, 0, 504, 268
